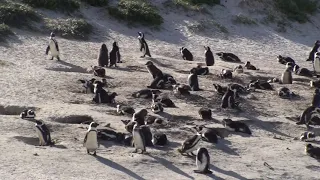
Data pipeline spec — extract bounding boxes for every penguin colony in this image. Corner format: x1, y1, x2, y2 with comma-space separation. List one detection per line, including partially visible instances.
17, 32, 320, 177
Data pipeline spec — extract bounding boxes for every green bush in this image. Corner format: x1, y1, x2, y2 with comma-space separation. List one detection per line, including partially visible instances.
0, 2, 40, 27
274, 0, 319, 23
0, 23, 13, 42
108, 0, 163, 26
22, 0, 80, 12
175, 0, 220, 6
232, 14, 257, 25
81, 0, 108, 7
44, 18, 93, 40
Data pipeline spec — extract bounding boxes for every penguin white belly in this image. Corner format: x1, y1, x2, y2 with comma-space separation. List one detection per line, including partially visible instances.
35, 128, 46, 145
85, 132, 98, 151
49, 42, 59, 57
184, 142, 199, 153
197, 154, 208, 171
314, 58, 320, 74
281, 72, 290, 84
133, 131, 145, 150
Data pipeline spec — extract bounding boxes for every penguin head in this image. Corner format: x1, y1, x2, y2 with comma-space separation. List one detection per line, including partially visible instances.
306, 143, 313, 150
138, 32, 144, 38
89, 122, 99, 128
314, 88, 320, 94
101, 43, 107, 49
244, 61, 251, 67
222, 118, 232, 126
35, 120, 43, 126
145, 61, 153, 66
216, 52, 223, 57
293, 65, 299, 72
190, 68, 197, 74
93, 81, 103, 93
113, 41, 117, 47
50, 32, 55, 38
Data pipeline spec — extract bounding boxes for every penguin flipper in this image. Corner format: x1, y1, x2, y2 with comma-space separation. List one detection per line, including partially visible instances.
83, 132, 88, 146
45, 45, 50, 55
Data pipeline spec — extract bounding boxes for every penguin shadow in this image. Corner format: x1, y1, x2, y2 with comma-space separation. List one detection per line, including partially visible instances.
148, 154, 195, 180
210, 164, 249, 180
293, 77, 312, 83
109, 65, 147, 73
12, 136, 67, 149
148, 57, 175, 69
154, 141, 180, 151
94, 155, 146, 180
215, 139, 240, 156
45, 60, 89, 74
306, 165, 320, 171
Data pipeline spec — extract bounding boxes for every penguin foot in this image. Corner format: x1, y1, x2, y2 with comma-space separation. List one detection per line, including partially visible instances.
87, 150, 90, 154
50, 57, 53, 60
140, 56, 145, 58
193, 170, 213, 174
93, 151, 97, 156
133, 149, 138, 153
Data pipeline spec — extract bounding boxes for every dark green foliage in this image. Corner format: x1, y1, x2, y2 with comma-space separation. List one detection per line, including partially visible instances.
187, 0, 220, 5
274, 0, 319, 23
81, 0, 108, 7
108, 0, 163, 26
0, 23, 13, 42
22, 0, 80, 12
0, 2, 40, 27
44, 18, 93, 40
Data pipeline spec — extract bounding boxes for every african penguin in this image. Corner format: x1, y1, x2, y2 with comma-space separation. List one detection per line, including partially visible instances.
180, 47, 193, 61
45, 32, 60, 61
97, 43, 108, 67
148, 76, 166, 89
213, 83, 227, 95
132, 122, 147, 154
244, 61, 258, 70
194, 148, 212, 174
152, 132, 168, 146
132, 109, 148, 126
305, 144, 320, 159
220, 69, 233, 79
233, 65, 244, 73
172, 84, 191, 95
216, 52, 241, 62
151, 93, 164, 113
221, 87, 238, 109
249, 80, 273, 90
193, 125, 220, 143
296, 106, 320, 127
310, 79, 320, 88
83, 122, 99, 156
145, 61, 163, 79
307, 40, 320, 61
278, 87, 296, 99
91, 66, 106, 78
35, 120, 53, 146
138, 32, 151, 58
314, 52, 320, 75
277, 55, 295, 65
188, 68, 201, 91
109, 41, 121, 67
20, 109, 36, 119
300, 132, 316, 142
117, 105, 135, 116
78, 78, 96, 94
132, 89, 162, 99
198, 107, 212, 120
178, 134, 202, 156
293, 65, 313, 77
311, 88, 320, 108
194, 65, 209, 75
153, 93, 176, 107
204, 46, 214, 66
222, 119, 251, 135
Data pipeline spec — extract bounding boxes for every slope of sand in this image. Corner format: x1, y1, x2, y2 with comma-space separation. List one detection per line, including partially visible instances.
0, 1, 320, 180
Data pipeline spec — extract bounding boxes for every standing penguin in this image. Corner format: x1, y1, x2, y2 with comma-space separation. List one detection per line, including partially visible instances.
132, 122, 147, 154
281, 67, 293, 84
204, 46, 214, 66
45, 32, 60, 61
307, 40, 320, 61
194, 148, 212, 174
109, 41, 121, 67
180, 47, 193, 61
83, 122, 99, 156
97, 43, 108, 67
138, 32, 151, 58
314, 52, 320, 75
311, 89, 320, 107
188, 68, 201, 91
221, 87, 238, 109
35, 120, 53, 146
145, 61, 163, 79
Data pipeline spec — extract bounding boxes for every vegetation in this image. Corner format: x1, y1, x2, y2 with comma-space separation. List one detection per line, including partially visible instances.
22, 0, 80, 12
167, 0, 219, 11
274, 0, 319, 23
0, 2, 40, 27
232, 14, 257, 25
187, 19, 228, 34
44, 18, 93, 40
0, 23, 13, 42
80, 0, 108, 7
107, 0, 163, 27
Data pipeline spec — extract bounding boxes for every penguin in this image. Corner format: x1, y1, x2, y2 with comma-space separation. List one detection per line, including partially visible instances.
132, 89, 162, 99
172, 84, 191, 95
267, 77, 280, 83
305, 144, 320, 159
198, 107, 212, 120
163, 73, 177, 85
194, 148, 212, 174
204, 46, 214, 66
153, 93, 176, 107
277, 55, 295, 65
222, 119, 252, 135
148, 76, 166, 89
194, 65, 209, 75
97, 43, 108, 67
78, 78, 97, 94
122, 120, 135, 133
109, 41, 121, 67
228, 83, 247, 95
132, 122, 147, 154
178, 134, 202, 156
296, 106, 319, 127
221, 87, 239, 109
152, 132, 168, 146
310, 79, 320, 88
140, 125, 153, 147
306, 40, 320, 61
248, 80, 273, 90
219, 69, 233, 79
97, 128, 124, 142
278, 87, 296, 99
138, 32, 151, 58
281, 66, 293, 84
311, 88, 320, 107
188, 68, 201, 91
244, 61, 259, 70
233, 65, 244, 73
91, 65, 106, 78
83, 122, 99, 156
180, 47, 193, 61
35, 120, 53, 146
117, 105, 135, 116
92, 81, 108, 104
20, 109, 36, 119
313, 52, 320, 75
45, 32, 60, 61
216, 52, 241, 62
293, 65, 313, 77
300, 132, 316, 142
213, 83, 227, 95
145, 61, 163, 79
193, 125, 222, 142
151, 93, 164, 113
132, 109, 148, 126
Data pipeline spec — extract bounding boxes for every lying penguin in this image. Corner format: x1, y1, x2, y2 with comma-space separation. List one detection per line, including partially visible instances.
277, 55, 295, 65
300, 132, 316, 142
117, 105, 135, 116
244, 61, 259, 70
198, 107, 212, 120
278, 87, 296, 99
193, 65, 209, 75
293, 65, 313, 77
132, 89, 162, 99
178, 134, 202, 156
219, 69, 233, 79
233, 65, 244, 73
216, 52, 241, 62
20, 109, 36, 119
222, 119, 252, 135
305, 144, 320, 160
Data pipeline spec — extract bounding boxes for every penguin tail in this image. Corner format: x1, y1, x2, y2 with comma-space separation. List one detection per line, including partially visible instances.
205, 169, 213, 174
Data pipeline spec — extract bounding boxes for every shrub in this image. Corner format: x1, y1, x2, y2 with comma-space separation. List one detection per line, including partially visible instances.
0, 23, 13, 42
0, 2, 40, 27
22, 0, 80, 12
187, 19, 228, 34
232, 14, 257, 25
108, 0, 163, 26
80, 0, 108, 7
169, 0, 219, 10
44, 18, 93, 40
274, 0, 319, 23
